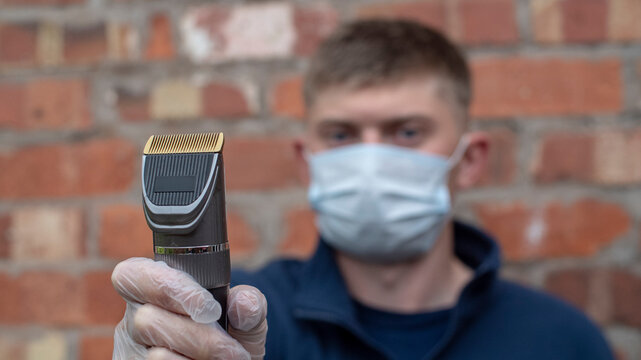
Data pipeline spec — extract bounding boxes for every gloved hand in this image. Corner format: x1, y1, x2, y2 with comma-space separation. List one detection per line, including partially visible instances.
111, 257, 268, 360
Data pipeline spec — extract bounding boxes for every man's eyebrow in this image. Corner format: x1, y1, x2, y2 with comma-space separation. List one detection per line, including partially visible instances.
380, 115, 435, 125
317, 115, 435, 126
315, 118, 357, 127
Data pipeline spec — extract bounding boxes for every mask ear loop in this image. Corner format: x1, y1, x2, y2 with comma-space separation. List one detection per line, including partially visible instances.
447, 134, 470, 169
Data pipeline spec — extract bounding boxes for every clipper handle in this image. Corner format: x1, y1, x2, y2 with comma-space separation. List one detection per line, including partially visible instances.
155, 245, 231, 330
209, 286, 229, 329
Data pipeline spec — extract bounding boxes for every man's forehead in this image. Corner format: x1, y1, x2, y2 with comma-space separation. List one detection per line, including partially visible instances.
306, 74, 466, 132
309, 77, 449, 117
311, 74, 444, 100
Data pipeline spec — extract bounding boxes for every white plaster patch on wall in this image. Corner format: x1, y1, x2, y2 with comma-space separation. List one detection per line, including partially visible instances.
525, 207, 546, 249
181, 12, 216, 63
222, 3, 295, 60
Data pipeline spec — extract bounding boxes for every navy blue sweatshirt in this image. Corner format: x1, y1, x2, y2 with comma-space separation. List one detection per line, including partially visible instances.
232, 222, 614, 360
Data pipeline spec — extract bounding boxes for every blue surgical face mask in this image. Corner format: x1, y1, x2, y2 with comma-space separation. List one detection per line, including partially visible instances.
307, 138, 468, 263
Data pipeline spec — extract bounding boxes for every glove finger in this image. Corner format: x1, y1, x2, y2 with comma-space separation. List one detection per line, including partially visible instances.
132, 303, 250, 360
113, 303, 148, 360
112, 257, 221, 323
227, 285, 268, 359
147, 347, 190, 360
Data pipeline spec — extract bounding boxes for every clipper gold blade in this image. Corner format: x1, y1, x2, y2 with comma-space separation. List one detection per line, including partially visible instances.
143, 132, 224, 155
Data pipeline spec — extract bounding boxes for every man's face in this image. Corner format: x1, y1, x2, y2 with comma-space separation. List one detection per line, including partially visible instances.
305, 75, 463, 158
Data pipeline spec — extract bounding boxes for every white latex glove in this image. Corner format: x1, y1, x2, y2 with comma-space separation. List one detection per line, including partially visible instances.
111, 257, 268, 360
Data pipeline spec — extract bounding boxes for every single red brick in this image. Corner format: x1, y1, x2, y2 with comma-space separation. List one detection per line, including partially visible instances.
279, 207, 317, 259
0, 23, 37, 65
202, 82, 251, 119
145, 14, 174, 60
23, 78, 91, 130
0, 273, 22, 324
547, 200, 630, 256
562, 0, 607, 42
271, 75, 305, 120
0, 138, 136, 199
610, 269, 641, 327
227, 212, 259, 259
476, 199, 630, 261
64, 23, 107, 64
475, 129, 516, 186
224, 137, 300, 190
293, 5, 339, 56
0, 215, 9, 258
83, 271, 126, 325
357, 1, 448, 32
0, 83, 25, 128
1, 78, 89, 131
79, 335, 113, 360
117, 90, 149, 122
471, 57, 622, 117
20, 272, 84, 325
99, 204, 152, 260
457, 0, 518, 45
532, 133, 595, 183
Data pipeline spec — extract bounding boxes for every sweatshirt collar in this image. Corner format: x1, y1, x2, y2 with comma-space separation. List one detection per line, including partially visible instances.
292, 221, 502, 357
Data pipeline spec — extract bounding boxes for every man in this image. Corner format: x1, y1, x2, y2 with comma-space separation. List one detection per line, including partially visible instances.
111, 20, 614, 360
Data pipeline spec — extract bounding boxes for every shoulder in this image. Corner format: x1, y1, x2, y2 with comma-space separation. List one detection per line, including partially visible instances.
494, 280, 594, 325
486, 280, 613, 358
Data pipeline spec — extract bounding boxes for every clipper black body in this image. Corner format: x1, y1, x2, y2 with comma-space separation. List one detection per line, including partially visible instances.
142, 132, 230, 330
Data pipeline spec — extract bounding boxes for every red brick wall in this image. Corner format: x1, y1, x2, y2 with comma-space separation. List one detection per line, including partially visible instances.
0, 0, 640, 359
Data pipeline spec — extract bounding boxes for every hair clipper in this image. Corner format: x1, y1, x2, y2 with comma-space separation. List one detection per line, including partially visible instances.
141, 132, 230, 330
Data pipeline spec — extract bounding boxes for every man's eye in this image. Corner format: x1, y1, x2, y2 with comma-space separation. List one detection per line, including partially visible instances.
331, 131, 350, 141
316, 123, 359, 148
398, 128, 418, 138
391, 124, 425, 147
323, 128, 357, 146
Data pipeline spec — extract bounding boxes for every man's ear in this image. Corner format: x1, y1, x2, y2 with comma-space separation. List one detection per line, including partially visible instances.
293, 138, 310, 186
455, 131, 490, 189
